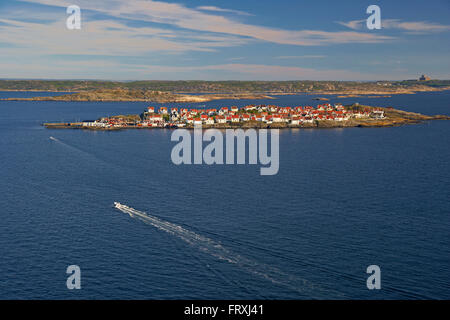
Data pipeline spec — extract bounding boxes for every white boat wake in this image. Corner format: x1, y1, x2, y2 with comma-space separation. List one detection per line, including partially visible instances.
49, 136, 114, 168
114, 202, 345, 298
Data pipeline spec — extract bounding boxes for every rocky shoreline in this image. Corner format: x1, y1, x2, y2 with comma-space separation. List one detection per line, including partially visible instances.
3, 84, 450, 103
1, 89, 274, 103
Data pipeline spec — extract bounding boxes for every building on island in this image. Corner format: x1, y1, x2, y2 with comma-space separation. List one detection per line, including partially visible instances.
371, 109, 385, 119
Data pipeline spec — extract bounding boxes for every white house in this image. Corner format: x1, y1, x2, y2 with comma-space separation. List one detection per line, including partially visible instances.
216, 116, 226, 124
371, 110, 385, 119
272, 115, 283, 123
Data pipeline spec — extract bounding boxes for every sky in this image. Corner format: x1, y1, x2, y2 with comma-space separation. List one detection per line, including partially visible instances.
0, 0, 449, 80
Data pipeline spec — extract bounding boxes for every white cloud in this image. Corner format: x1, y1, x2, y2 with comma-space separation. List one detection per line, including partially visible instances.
0, 17, 247, 56
20, 0, 392, 46
127, 63, 408, 81
198, 64, 367, 80
275, 55, 326, 59
0, 59, 409, 81
337, 20, 365, 30
6, 1, 442, 80
196, 6, 252, 16
338, 18, 450, 33
383, 19, 450, 33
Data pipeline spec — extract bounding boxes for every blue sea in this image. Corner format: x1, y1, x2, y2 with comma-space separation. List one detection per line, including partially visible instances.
0, 91, 449, 299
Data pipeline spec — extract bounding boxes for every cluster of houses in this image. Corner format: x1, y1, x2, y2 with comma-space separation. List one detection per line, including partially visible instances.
83, 104, 385, 128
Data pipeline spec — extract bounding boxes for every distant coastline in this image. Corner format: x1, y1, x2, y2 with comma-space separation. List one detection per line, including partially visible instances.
1, 89, 274, 103
3, 87, 450, 103
2, 79, 450, 102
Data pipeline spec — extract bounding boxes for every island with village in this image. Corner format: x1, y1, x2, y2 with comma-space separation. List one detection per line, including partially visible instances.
43, 103, 450, 130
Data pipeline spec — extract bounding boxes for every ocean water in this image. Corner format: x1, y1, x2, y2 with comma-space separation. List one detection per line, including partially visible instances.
0, 91, 449, 299
0, 91, 73, 99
